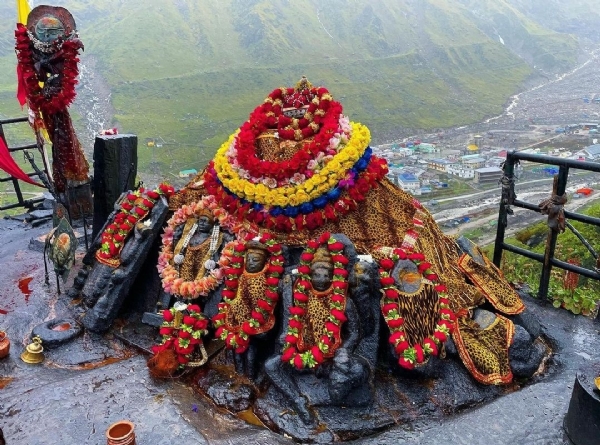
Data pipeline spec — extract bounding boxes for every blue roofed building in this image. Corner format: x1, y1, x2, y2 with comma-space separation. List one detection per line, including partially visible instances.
582, 144, 600, 160
397, 172, 421, 194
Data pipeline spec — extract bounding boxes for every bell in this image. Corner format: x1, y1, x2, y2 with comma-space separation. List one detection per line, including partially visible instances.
20, 336, 45, 364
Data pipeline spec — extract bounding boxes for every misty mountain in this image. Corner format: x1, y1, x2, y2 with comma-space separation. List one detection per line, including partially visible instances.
0, 0, 589, 172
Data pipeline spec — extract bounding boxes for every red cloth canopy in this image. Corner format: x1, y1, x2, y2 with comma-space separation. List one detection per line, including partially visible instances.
0, 135, 42, 187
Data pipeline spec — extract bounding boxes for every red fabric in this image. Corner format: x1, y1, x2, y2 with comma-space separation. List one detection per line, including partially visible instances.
0, 136, 42, 187
16, 63, 27, 107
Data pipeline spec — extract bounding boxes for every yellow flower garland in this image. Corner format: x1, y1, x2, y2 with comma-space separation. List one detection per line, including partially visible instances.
213, 122, 370, 207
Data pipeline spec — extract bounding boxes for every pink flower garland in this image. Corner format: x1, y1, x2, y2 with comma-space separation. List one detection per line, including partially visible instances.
158, 195, 236, 299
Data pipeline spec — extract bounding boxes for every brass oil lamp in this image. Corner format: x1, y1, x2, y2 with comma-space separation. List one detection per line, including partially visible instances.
21, 336, 44, 364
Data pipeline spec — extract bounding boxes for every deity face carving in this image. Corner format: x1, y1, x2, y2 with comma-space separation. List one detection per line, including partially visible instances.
311, 264, 333, 292
34, 16, 66, 43
196, 215, 213, 234
245, 250, 267, 273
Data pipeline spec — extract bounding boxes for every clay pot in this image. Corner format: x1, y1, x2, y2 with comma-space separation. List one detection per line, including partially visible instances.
106, 420, 135, 445
0, 331, 9, 359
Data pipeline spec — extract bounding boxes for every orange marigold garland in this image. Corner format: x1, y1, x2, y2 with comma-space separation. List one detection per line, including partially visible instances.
281, 232, 349, 369
151, 303, 209, 368
212, 233, 284, 353
157, 195, 237, 299
96, 183, 174, 267
377, 247, 455, 370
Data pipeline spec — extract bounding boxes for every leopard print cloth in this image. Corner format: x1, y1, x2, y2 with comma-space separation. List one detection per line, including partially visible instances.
453, 315, 515, 385
257, 133, 315, 162
224, 269, 275, 335
394, 283, 441, 347
170, 175, 524, 384
296, 288, 346, 359
458, 253, 525, 315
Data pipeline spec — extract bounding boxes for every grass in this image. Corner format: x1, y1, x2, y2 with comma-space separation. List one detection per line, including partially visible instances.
487, 201, 600, 316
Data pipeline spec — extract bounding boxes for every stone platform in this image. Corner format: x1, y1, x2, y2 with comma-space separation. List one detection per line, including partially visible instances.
0, 217, 597, 444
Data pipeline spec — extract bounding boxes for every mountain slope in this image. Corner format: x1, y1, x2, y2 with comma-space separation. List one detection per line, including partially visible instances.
0, 0, 581, 175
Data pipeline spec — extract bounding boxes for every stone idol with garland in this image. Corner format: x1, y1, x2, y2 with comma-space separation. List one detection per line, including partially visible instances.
153, 77, 547, 442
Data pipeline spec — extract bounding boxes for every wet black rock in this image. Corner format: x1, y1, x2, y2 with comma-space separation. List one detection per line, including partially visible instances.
31, 318, 82, 349
431, 359, 502, 411
75, 196, 170, 333
508, 325, 546, 378
254, 387, 336, 443
473, 308, 497, 329
316, 405, 395, 442
197, 368, 255, 412
509, 306, 543, 339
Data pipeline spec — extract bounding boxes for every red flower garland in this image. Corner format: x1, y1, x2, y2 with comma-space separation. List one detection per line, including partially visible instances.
281, 232, 349, 369
203, 155, 388, 234
151, 304, 209, 367
212, 234, 284, 353
376, 247, 455, 370
15, 24, 83, 116
96, 183, 174, 267
233, 87, 343, 182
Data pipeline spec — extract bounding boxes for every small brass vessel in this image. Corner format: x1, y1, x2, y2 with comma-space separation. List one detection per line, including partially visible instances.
595, 376, 600, 391
21, 336, 44, 364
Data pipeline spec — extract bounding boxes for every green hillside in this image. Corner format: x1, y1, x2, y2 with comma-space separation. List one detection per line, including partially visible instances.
0, 0, 581, 177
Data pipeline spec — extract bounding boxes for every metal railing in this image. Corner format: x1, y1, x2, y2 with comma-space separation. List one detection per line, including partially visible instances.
493, 151, 600, 304
0, 117, 48, 211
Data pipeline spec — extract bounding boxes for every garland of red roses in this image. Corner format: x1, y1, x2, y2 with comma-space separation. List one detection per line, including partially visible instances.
281, 232, 349, 369
233, 87, 343, 181
151, 304, 209, 368
212, 234, 284, 353
96, 183, 174, 267
203, 155, 388, 234
15, 24, 83, 116
377, 247, 456, 370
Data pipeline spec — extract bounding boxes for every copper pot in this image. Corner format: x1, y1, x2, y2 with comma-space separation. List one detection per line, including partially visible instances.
0, 331, 9, 359
106, 420, 135, 445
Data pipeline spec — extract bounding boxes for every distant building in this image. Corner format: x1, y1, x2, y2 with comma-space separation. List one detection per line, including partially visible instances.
462, 156, 486, 169
428, 158, 452, 172
474, 167, 503, 184
444, 149, 462, 157
392, 147, 413, 158
397, 173, 421, 194
461, 154, 484, 161
179, 169, 198, 178
447, 164, 474, 178
486, 157, 505, 168
414, 143, 438, 153
582, 144, 600, 160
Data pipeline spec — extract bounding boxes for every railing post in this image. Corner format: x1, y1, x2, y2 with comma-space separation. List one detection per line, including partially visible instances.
538, 167, 569, 300
493, 152, 515, 267
11, 177, 24, 208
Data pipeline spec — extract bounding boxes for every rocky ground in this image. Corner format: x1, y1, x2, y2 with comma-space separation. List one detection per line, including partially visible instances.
0, 216, 598, 444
